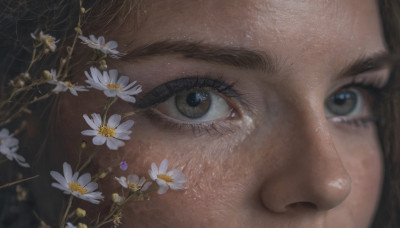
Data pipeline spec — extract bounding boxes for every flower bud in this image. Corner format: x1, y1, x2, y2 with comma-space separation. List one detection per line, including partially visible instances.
74, 27, 82, 35
99, 172, 107, 179
80, 141, 87, 149
112, 193, 123, 203
16, 79, 25, 87
43, 70, 52, 81
77, 223, 87, 228
80, 7, 86, 13
75, 208, 86, 218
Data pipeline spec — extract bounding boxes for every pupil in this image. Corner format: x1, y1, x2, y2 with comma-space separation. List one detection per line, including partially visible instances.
333, 93, 351, 105
175, 90, 211, 119
186, 92, 204, 107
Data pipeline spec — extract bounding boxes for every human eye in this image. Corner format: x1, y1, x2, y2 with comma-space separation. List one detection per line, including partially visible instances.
134, 77, 244, 135
324, 76, 387, 127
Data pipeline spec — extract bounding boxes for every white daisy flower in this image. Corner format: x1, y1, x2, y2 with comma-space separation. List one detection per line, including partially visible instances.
78, 34, 123, 58
84, 67, 142, 103
50, 162, 104, 204
81, 113, 133, 150
46, 69, 88, 96
115, 174, 152, 192
31, 30, 58, 52
148, 159, 185, 194
0, 128, 29, 168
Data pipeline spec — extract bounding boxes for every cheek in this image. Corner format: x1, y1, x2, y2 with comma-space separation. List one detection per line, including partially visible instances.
332, 131, 383, 226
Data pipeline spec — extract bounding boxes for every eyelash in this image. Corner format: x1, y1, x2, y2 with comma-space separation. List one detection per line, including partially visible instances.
134, 76, 245, 136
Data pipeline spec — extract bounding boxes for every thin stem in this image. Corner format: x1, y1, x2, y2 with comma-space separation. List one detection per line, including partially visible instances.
60, 0, 83, 81
78, 147, 100, 173
59, 195, 73, 228
0, 175, 39, 189
102, 97, 118, 125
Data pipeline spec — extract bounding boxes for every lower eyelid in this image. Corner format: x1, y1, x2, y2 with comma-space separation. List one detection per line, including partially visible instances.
144, 107, 241, 136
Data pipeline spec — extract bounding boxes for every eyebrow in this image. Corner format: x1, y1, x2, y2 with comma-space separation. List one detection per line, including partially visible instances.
121, 40, 395, 76
339, 51, 394, 76
121, 40, 277, 72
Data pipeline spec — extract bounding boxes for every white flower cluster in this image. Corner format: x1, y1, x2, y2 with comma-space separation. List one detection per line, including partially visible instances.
31, 30, 59, 52
78, 35, 124, 58
0, 128, 29, 168
36, 31, 187, 215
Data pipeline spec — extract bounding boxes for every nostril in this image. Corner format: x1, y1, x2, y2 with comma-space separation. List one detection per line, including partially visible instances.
287, 202, 317, 210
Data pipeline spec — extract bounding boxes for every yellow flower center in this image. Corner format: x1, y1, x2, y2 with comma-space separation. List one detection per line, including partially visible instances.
69, 182, 88, 194
126, 181, 140, 191
107, 83, 123, 91
65, 81, 74, 88
98, 125, 115, 137
101, 43, 110, 49
157, 174, 174, 183
46, 37, 54, 45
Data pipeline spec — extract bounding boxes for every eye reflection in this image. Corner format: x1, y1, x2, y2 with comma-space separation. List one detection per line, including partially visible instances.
157, 88, 232, 122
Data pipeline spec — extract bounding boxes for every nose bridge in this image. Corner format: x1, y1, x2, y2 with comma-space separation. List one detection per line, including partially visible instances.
260, 97, 352, 212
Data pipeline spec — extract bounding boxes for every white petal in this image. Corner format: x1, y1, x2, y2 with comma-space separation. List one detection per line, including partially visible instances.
71, 172, 79, 182
83, 114, 98, 130
63, 162, 73, 184
81, 130, 98, 136
91, 113, 102, 127
168, 182, 184, 190
107, 114, 121, 128
93, 135, 106, 145
51, 182, 68, 192
123, 81, 137, 90
77, 173, 91, 186
101, 71, 110, 85
106, 41, 118, 49
106, 138, 124, 150
157, 184, 169, 194
74, 86, 88, 92
128, 174, 139, 184
0, 128, 9, 138
98, 36, 105, 44
108, 69, 118, 83
150, 163, 159, 179
159, 159, 169, 174
89, 34, 97, 42
138, 177, 146, 186
118, 94, 136, 103
142, 182, 152, 191
69, 88, 78, 96
117, 76, 129, 87
85, 182, 98, 192
114, 133, 130, 140
124, 85, 142, 95
104, 89, 118, 97
50, 171, 68, 187
116, 120, 134, 132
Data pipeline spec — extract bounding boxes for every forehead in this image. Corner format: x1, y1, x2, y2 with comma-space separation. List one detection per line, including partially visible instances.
118, 0, 385, 74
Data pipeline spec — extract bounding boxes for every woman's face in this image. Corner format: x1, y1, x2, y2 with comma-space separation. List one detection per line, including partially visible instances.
58, 0, 389, 227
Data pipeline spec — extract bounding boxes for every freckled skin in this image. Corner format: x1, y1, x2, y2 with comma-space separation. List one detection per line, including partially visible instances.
56, 0, 384, 227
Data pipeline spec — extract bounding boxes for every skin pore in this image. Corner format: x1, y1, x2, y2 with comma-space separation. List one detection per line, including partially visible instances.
56, 0, 388, 227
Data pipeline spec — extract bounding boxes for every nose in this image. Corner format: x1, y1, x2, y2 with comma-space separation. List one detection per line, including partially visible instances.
260, 108, 352, 213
